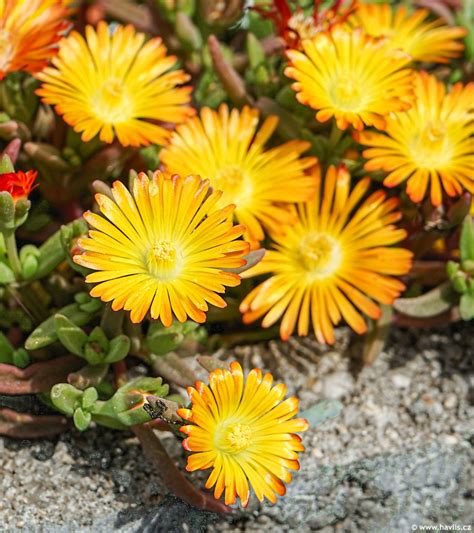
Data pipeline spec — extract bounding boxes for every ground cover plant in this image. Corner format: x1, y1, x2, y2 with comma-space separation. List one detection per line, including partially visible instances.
0, 0, 472, 512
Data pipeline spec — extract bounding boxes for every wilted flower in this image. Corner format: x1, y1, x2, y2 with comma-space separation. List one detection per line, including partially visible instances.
285, 28, 414, 131
240, 165, 413, 344
74, 172, 249, 324
37, 22, 194, 147
161, 104, 317, 245
0, 0, 70, 79
359, 72, 474, 206
178, 361, 308, 506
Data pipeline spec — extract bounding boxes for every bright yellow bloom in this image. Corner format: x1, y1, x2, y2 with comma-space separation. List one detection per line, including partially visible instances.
0, 0, 70, 79
73, 172, 249, 324
285, 27, 414, 131
160, 104, 317, 245
37, 21, 194, 147
359, 72, 474, 206
178, 361, 308, 507
348, 3, 467, 63
240, 165, 413, 344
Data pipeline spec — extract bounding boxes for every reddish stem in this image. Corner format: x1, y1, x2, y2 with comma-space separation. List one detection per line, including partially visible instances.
132, 424, 231, 514
393, 307, 460, 328
0, 408, 67, 438
0, 355, 83, 394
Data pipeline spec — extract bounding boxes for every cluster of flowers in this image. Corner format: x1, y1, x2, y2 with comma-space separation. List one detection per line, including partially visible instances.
0, 0, 472, 508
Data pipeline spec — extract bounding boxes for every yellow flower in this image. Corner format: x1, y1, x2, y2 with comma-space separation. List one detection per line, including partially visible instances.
73, 172, 249, 324
285, 27, 414, 131
240, 165, 413, 344
160, 104, 317, 245
0, 0, 71, 79
178, 361, 308, 507
359, 72, 474, 206
36, 21, 194, 147
348, 3, 467, 63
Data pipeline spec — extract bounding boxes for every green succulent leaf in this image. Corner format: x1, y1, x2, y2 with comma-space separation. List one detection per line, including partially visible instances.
50, 383, 84, 416
25, 303, 95, 351
73, 407, 92, 431
393, 281, 457, 318
460, 292, 474, 321
55, 314, 89, 356
460, 216, 474, 263
104, 335, 130, 363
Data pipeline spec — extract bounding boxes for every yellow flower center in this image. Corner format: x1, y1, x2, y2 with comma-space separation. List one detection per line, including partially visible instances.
409, 122, 452, 168
91, 78, 131, 123
0, 30, 13, 71
147, 240, 182, 279
213, 165, 252, 206
332, 75, 364, 111
225, 423, 253, 453
299, 233, 341, 278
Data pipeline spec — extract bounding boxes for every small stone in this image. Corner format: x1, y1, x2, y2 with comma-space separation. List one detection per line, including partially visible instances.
390, 373, 411, 389
444, 394, 458, 409
321, 371, 355, 400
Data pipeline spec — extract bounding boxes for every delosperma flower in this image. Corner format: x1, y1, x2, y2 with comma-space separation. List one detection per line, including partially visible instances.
37, 21, 194, 147
74, 172, 249, 324
285, 27, 414, 131
178, 362, 309, 507
240, 165, 413, 344
161, 104, 317, 245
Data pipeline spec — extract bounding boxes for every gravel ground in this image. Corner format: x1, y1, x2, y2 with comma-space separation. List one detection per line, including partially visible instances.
0, 323, 473, 531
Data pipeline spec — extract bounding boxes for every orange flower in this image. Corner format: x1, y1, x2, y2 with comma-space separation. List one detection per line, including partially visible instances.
0, 171, 38, 201
241, 165, 413, 344
0, 0, 71, 79
178, 361, 308, 507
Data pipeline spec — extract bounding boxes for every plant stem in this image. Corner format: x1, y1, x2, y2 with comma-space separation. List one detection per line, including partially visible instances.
327, 121, 344, 155
132, 424, 231, 514
100, 303, 124, 339
4, 231, 21, 278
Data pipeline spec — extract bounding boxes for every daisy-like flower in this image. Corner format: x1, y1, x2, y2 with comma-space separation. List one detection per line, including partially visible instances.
0, 170, 38, 202
178, 361, 308, 506
348, 3, 467, 63
160, 104, 317, 244
36, 21, 194, 147
0, 0, 70, 79
285, 27, 414, 131
73, 172, 250, 324
359, 72, 474, 206
240, 165, 413, 344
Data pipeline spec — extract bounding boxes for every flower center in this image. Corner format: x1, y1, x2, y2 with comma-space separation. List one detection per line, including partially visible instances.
0, 30, 13, 71
225, 423, 253, 453
146, 240, 182, 280
212, 165, 252, 206
409, 122, 452, 168
332, 75, 364, 111
91, 78, 131, 123
299, 233, 341, 278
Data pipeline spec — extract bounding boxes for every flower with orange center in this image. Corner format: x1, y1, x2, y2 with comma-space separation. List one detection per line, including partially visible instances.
0, 0, 70, 79
178, 361, 308, 507
348, 3, 467, 63
285, 27, 414, 131
160, 104, 317, 245
240, 165, 413, 344
359, 72, 474, 206
74, 172, 249, 324
0, 170, 38, 202
37, 21, 194, 147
